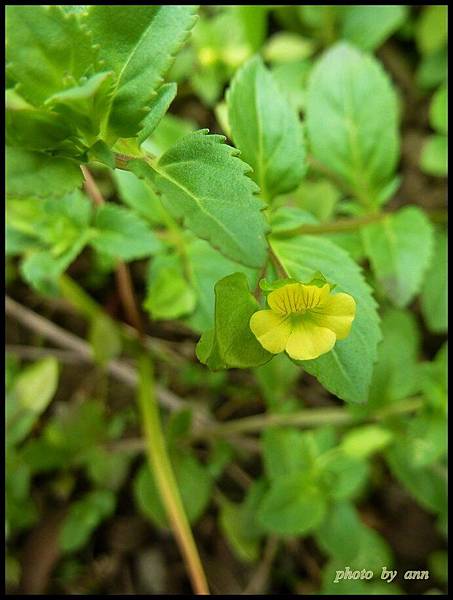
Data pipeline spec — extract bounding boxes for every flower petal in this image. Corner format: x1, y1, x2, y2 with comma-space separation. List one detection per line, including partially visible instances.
249, 310, 292, 354
310, 292, 356, 340
285, 320, 336, 360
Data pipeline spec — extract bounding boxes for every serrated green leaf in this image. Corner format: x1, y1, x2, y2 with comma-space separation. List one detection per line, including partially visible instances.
90, 204, 162, 261
144, 254, 196, 320
138, 83, 178, 145
132, 131, 269, 268
306, 42, 399, 207
421, 230, 447, 333
6, 91, 74, 152
196, 272, 272, 370
270, 235, 380, 403
420, 134, 447, 177
84, 5, 198, 138
45, 71, 116, 142
227, 55, 306, 201
340, 5, 408, 51
6, 5, 98, 106
6, 147, 83, 199
361, 206, 434, 307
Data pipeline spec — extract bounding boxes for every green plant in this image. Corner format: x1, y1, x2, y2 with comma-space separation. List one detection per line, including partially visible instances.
6, 5, 447, 596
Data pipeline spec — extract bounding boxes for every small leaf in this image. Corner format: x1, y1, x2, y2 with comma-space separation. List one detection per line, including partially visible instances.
138, 82, 178, 144
6, 147, 83, 199
134, 452, 213, 528
114, 169, 167, 226
90, 204, 162, 261
421, 230, 447, 333
196, 272, 272, 370
420, 134, 447, 177
227, 55, 306, 201
415, 6, 448, 56
84, 5, 198, 138
430, 84, 448, 134
257, 473, 327, 536
361, 206, 434, 307
131, 131, 269, 268
45, 71, 116, 141
89, 315, 122, 365
59, 490, 116, 553
306, 42, 399, 206
6, 5, 98, 105
144, 254, 196, 320
340, 5, 408, 51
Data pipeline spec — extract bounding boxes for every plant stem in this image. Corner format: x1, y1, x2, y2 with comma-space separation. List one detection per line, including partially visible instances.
81, 164, 145, 338
273, 212, 387, 238
269, 248, 289, 278
137, 355, 210, 595
194, 397, 423, 439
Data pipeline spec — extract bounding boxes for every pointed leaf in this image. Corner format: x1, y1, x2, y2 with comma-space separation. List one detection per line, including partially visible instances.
131, 131, 269, 268
84, 5, 198, 138
361, 206, 434, 307
6, 5, 98, 106
227, 55, 306, 201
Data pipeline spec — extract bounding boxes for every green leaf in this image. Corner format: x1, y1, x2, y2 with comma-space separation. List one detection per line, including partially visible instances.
6, 5, 98, 106
219, 502, 260, 563
420, 230, 447, 333
386, 440, 447, 515
270, 234, 381, 404
90, 204, 162, 261
420, 134, 447, 177
227, 55, 306, 201
196, 273, 272, 370
132, 131, 269, 268
114, 169, 167, 226
142, 113, 196, 155
340, 425, 392, 459
138, 83, 178, 145
319, 452, 368, 500
45, 71, 116, 141
257, 472, 327, 536
430, 84, 448, 134
134, 452, 213, 528
7, 358, 59, 446
84, 5, 198, 138
59, 490, 116, 553
361, 206, 434, 307
262, 427, 312, 480
340, 5, 408, 51
6, 91, 74, 152
6, 147, 83, 199
415, 6, 448, 56
185, 238, 258, 332
89, 315, 122, 365
367, 308, 420, 408
306, 42, 399, 206
144, 254, 196, 320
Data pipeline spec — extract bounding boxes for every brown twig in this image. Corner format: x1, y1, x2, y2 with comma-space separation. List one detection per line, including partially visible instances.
5, 296, 184, 413
80, 165, 145, 339
243, 536, 279, 594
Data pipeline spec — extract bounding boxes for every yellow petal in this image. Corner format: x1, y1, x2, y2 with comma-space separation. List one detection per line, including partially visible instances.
267, 283, 330, 314
310, 292, 356, 340
285, 320, 336, 360
249, 310, 292, 354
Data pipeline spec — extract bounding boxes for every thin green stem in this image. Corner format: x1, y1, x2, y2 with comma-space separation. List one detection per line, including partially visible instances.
137, 355, 210, 595
193, 397, 423, 439
273, 213, 387, 238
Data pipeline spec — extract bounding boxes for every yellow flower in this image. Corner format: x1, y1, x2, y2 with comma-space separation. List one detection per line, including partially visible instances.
249, 282, 356, 361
